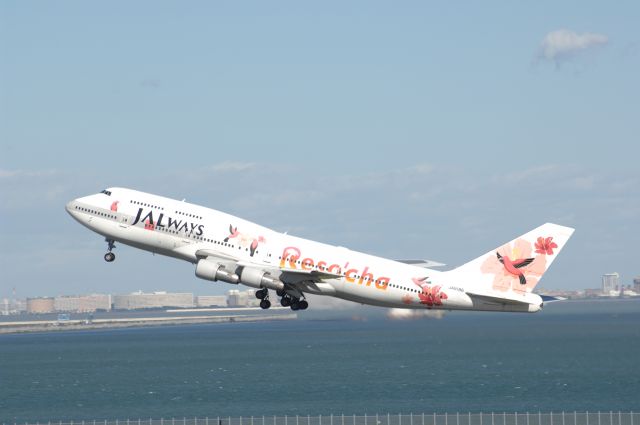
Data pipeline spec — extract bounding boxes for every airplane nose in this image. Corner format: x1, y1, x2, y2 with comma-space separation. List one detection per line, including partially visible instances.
65, 200, 77, 216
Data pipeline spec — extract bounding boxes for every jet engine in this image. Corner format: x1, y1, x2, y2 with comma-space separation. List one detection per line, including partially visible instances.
239, 267, 284, 292
195, 259, 239, 284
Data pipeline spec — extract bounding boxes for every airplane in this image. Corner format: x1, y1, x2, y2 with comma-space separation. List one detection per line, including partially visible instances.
66, 187, 574, 313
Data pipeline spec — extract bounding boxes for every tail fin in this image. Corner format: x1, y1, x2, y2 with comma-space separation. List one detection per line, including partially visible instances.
452, 223, 574, 295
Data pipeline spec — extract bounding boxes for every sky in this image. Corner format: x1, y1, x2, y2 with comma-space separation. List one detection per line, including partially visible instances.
1, 1, 639, 300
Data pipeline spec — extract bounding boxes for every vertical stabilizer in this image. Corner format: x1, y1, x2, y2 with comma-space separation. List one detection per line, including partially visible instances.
451, 223, 574, 295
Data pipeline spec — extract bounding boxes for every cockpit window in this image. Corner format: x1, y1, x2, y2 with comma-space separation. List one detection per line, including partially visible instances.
100, 189, 112, 196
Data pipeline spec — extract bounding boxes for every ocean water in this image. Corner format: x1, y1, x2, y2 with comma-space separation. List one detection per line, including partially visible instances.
1, 300, 639, 422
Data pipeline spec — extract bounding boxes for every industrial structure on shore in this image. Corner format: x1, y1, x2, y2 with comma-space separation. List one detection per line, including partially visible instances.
2, 289, 260, 315
3, 273, 640, 316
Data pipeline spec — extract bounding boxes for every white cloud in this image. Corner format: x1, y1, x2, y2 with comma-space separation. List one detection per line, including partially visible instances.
0, 168, 59, 179
538, 29, 608, 64
209, 161, 256, 173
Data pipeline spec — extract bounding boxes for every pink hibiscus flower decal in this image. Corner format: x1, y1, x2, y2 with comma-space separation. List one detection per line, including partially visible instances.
535, 236, 558, 255
412, 277, 447, 307
480, 238, 547, 294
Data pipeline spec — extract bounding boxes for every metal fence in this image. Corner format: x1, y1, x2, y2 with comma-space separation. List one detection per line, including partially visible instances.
7, 412, 639, 425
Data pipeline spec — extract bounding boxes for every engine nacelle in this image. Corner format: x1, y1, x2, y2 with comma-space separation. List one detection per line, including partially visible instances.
239, 267, 284, 291
195, 260, 239, 284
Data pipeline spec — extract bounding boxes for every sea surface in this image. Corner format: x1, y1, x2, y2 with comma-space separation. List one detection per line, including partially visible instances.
1, 299, 639, 422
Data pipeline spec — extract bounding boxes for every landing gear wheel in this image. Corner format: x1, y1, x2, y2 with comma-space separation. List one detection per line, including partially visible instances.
104, 238, 116, 262
255, 288, 268, 299
276, 289, 286, 297
298, 300, 309, 310
290, 301, 300, 311
260, 299, 271, 310
280, 296, 292, 307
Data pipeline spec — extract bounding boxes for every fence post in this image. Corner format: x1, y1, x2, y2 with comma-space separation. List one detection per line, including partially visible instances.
619, 412, 622, 425
445, 413, 447, 425
551, 412, 554, 425
343, 415, 345, 425
516, 412, 518, 425
492, 412, 494, 425
562, 412, 565, 425
527, 412, 529, 425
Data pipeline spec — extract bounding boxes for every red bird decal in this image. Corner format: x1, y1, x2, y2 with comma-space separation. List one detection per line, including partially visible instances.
496, 252, 534, 285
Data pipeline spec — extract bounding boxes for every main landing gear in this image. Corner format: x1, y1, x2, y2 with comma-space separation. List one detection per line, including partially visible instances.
255, 288, 271, 310
255, 288, 309, 311
104, 239, 116, 262
279, 293, 309, 311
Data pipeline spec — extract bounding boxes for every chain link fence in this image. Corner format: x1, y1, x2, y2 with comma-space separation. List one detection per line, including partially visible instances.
7, 412, 639, 425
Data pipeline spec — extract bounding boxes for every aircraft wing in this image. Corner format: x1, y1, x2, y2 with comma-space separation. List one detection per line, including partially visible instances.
396, 259, 446, 268
279, 268, 342, 281
195, 249, 240, 262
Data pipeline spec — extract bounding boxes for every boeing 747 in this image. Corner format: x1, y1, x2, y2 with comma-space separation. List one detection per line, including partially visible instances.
66, 188, 574, 312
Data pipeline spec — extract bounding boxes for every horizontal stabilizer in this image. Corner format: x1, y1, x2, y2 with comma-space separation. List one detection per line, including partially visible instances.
540, 295, 566, 302
466, 291, 531, 305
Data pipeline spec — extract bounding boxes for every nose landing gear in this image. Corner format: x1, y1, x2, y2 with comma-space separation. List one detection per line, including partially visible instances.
104, 239, 116, 262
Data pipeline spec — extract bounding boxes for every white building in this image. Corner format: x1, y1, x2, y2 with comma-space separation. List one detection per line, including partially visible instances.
196, 295, 228, 307
602, 273, 620, 296
226, 289, 260, 307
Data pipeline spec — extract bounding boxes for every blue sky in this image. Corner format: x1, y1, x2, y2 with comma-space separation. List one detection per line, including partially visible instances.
1, 1, 639, 299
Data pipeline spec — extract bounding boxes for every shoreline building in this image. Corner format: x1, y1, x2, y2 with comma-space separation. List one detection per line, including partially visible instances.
54, 294, 112, 313
602, 273, 620, 296
112, 291, 194, 310
26, 297, 55, 314
196, 295, 228, 307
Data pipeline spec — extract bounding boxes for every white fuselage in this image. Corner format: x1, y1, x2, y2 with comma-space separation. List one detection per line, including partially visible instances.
66, 187, 550, 313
